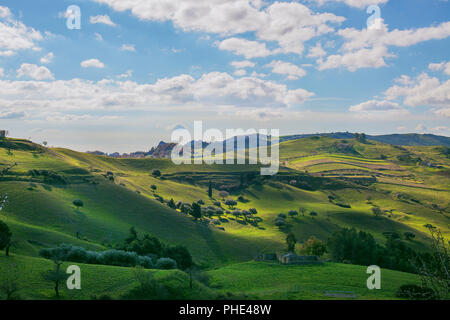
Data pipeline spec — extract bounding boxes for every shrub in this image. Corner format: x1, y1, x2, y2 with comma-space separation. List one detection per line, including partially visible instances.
152, 170, 161, 177
275, 217, 286, 227
224, 199, 237, 209
73, 199, 84, 208
278, 213, 287, 219
163, 245, 193, 270
155, 258, 177, 270
396, 284, 436, 300
288, 210, 298, 216
309, 211, 318, 217
300, 236, 327, 257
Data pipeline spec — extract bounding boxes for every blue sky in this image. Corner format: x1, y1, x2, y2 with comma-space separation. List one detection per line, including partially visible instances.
0, 0, 449, 152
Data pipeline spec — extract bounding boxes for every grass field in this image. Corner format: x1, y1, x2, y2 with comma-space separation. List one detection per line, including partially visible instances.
0, 136, 448, 300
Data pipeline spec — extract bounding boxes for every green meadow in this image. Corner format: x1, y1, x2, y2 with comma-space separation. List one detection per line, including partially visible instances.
0, 136, 448, 300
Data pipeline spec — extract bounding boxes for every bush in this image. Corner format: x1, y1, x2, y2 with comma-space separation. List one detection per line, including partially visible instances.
300, 236, 326, 257
73, 199, 84, 208
163, 245, 193, 270
396, 284, 436, 300
155, 258, 177, 270
288, 210, 298, 216
224, 199, 237, 209
152, 170, 161, 177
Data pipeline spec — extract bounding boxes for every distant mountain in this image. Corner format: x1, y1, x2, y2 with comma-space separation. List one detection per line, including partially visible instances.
281, 132, 450, 147
87, 132, 450, 159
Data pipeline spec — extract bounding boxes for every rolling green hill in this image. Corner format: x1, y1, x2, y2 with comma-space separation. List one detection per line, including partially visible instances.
0, 136, 448, 300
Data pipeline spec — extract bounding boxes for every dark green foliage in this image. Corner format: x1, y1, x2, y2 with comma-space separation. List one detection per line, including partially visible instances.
150, 184, 157, 191
155, 258, 177, 269
327, 228, 417, 273
190, 202, 202, 221
224, 199, 237, 209
152, 169, 161, 177
168, 198, 176, 209
300, 236, 327, 257
0, 220, 12, 256
396, 284, 436, 300
208, 180, 212, 198
309, 211, 318, 217
286, 233, 296, 252
72, 199, 84, 209
163, 245, 193, 270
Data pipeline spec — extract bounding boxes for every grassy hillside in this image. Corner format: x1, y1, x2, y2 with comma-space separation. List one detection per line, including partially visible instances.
0, 254, 420, 300
0, 136, 448, 300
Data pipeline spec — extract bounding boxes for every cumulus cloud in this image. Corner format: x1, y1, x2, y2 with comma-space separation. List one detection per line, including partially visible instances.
319, 20, 450, 71
265, 60, 307, 80
349, 100, 405, 112
307, 0, 388, 9
0, 6, 43, 56
385, 73, 450, 110
0, 72, 314, 116
230, 60, 255, 69
233, 69, 246, 76
307, 42, 326, 58
80, 59, 105, 68
40, 52, 54, 64
428, 61, 450, 75
16, 63, 54, 80
120, 44, 136, 52
90, 15, 117, 27
94, 0, 344, 57
217, 38, 273, 59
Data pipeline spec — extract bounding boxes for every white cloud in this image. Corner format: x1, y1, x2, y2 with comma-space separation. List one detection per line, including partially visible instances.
117, 70, 133, 78
233, 69, 246, 76
307, 42, 326, 58
0, 6, 12, 19
80, 59, 105, 68
90, 15, 117, 27
434, 108, 450, 118
0, 110, 26, 119
230, 60, 255, 69
349, 100, 404, 112
94, 0, 344, 57
428, 61, 450, 75
307, 0, 388, 9
319, 20, 450, 71
40, 52, 54, 64
265, 60, 307, 80
415, 124, 426, 131
16, 63, 54, 80
217, 38, 273, 59
385, 73, 450, 110
120, 44, 136, 52
0, 7, 43, 56
0, 67, 4, 77
0, 72, 314, 116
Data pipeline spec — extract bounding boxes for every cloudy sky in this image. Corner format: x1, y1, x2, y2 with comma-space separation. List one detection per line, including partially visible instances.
0, 0, 449, 152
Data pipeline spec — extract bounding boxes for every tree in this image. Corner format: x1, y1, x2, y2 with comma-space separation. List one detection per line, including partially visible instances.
73, 199, 84, 210
249, 208, 258, 215
404, 232, 416, 241
225, 199, 237, 209
300, 236, 326, 257
218, 191, 229, 200
150, 184, 157, 191
168, 198, 176, 209
190, 202, 202, 221
164, 245, 193, 270
309, 211, 318, 217
0, 220, 12, 256
288, 210, 298, 217
411, 229, 450, 299
43, 251, 68, 297
125, 226, 138, 244
208, 181, 213, 198
0, 262, 20, 300
152, 169, 161, 177
371, 207, 382, 218
286, 233, 297, 253
299, 207, 307, 216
